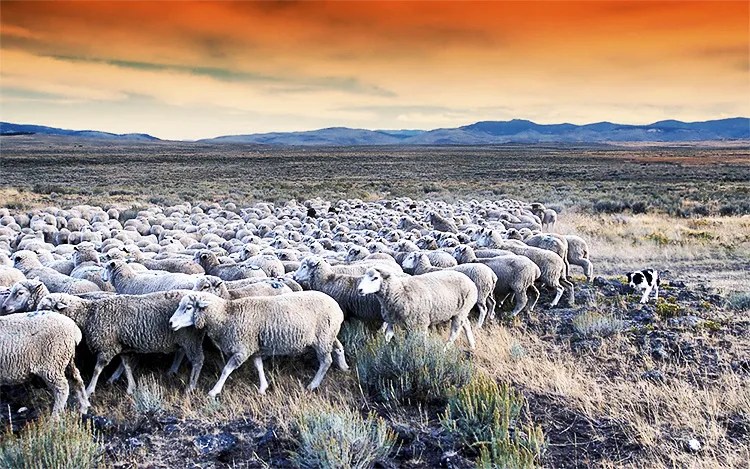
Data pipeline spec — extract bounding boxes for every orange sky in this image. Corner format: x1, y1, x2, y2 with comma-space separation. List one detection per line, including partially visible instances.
1, 1, 748, 140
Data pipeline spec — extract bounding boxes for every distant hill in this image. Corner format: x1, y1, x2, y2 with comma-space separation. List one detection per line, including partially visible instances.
2, 118, 748, 145
0, 122, 160, 141
200, 117, 749, 145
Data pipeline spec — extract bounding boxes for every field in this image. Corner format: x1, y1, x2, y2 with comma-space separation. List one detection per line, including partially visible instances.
0, 137, 749, 468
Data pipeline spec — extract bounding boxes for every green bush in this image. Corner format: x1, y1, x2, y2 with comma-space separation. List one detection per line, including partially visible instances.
727, 291, 750, 311
442, 374, 545, 469
291, 406, 395, 469
0, 413, 103, 469
356, 333, 473, 404
338, 320, 373, 362
654, 299, 682, 319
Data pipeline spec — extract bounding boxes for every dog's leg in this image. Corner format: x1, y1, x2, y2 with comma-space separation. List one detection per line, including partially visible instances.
640, 286, 651, 304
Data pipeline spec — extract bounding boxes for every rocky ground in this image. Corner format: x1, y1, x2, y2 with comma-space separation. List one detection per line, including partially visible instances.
4, 273, 745, 468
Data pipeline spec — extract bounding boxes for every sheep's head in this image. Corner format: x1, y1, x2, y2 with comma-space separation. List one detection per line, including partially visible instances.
357, 268, 389, 296
37, 293, 72, 314
293, 257, 322, 285
194, 250, 214, 265
12, 250, 38, 271
171, 294, 211, 330
193, 275, 224, 295
1, 279, 47, 315
401, 252, 420, 269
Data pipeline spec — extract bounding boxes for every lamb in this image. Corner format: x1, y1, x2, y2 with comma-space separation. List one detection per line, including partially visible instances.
124, 245, 205, 274
294, 257, 385, 324
13, 250, 100, 294
452, 245, 541, 317
37, 290, 204, 397
169, 291, 348, 396
402, 251, 498, 328
103, 259, 197, 294
194, 250, 267, 280
564, 235, 593, 281
1, 279, 50, 314
0, 311, 90, 415
357, 267, 477, 348
194, 275, 293, 299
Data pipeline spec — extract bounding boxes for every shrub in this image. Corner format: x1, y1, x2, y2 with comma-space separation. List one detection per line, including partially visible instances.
119, 205, 143, 223
654, 299, 682, 319
572, 311, 624, 338
727, 292, 750, 311
132, 374, 165, 417
291, 406, 395, 469
593, 199, 627, 214
441, 373, 545, 468
0, 413, 103, 468
645, 231, 671, 246
356, 333, 473, 404
338, 320, 373, 362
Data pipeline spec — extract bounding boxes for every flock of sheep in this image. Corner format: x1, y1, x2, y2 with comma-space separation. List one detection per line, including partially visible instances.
0, 198, 592, 416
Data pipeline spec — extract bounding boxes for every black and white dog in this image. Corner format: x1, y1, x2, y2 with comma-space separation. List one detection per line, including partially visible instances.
627, 269, 660, 303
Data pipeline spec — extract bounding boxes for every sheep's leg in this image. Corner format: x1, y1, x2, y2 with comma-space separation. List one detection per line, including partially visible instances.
561, 278, 575, 306
549, 283, 564, 307
654, 285, 659, 301
580, 259, 593, 282
184, 345, 205, 392
120, 355, 137, 395
476, 300, 488, 329
86, 354, 112, 397
486, 294, 497, 322
378, 322, 389, 334
510, 288, 528, 317
527, 285, 540, 312
332, 339, 349, 371
384, 323, 395, 343
463, 320, 476, 350
41, 372, 69, 417
68, 357, 90, 414
107, 361, 125, 384
445, 316, 463, 348
168, 350, 185, 375
208, 353, 247, 398
308, 349, 333, 391
253, 356, 269, 395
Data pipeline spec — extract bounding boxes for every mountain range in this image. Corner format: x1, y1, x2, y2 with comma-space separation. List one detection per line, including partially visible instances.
2, 118, 748, 145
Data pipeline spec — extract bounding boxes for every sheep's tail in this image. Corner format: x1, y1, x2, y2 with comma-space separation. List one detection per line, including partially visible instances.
73, 325, 83, 345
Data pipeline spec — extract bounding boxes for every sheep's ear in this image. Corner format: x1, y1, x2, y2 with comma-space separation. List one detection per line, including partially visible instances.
379, 269, 391, 279
55, 300, 68, 310
214, 279, 225, 288
197, 299, 210, 309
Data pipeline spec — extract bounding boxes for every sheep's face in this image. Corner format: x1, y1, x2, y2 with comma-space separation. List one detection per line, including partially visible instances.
170, 295, 210, 330
357, 269, 386, 296
293, 258, 319, 285
37, 295, 69, 313
2, 281, 41, 314
401, 252, 419, 269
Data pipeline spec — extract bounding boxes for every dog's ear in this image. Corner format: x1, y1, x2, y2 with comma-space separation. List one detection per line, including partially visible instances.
626, 273, 633, 282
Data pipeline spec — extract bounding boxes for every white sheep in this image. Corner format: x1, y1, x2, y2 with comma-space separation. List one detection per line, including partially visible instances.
169, 291, 348, 396
0, 311, 90, 415
357, 267, 477, 348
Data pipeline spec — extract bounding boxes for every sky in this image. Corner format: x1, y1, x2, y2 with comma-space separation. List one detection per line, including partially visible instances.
1, 1, 748, 140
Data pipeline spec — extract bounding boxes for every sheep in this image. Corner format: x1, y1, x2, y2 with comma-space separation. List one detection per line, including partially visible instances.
1, 279, 50, 314
293, 257, 385, 324
124, 245, 205, 274
237, 252, 285, 277
427, 212, 458, 233
37, 290, 204, 397
13, 250, 100, 294
70, 243, 113, 292
357, 267, 477, 349
524, 233, 570, 278
193, 275, 293, 299
0, 264, 25, 288
476, 236, 574, 307
194, 250, 267, 280
0, 311, 90, 415
169, 291, 348, 396
102, 259, 196, 294
564, 235, 593, 282
452, 245, 541, 317
402, 251, 498, 328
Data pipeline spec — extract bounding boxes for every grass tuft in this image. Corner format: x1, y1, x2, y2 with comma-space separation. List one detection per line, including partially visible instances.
572, 311, 625, 338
